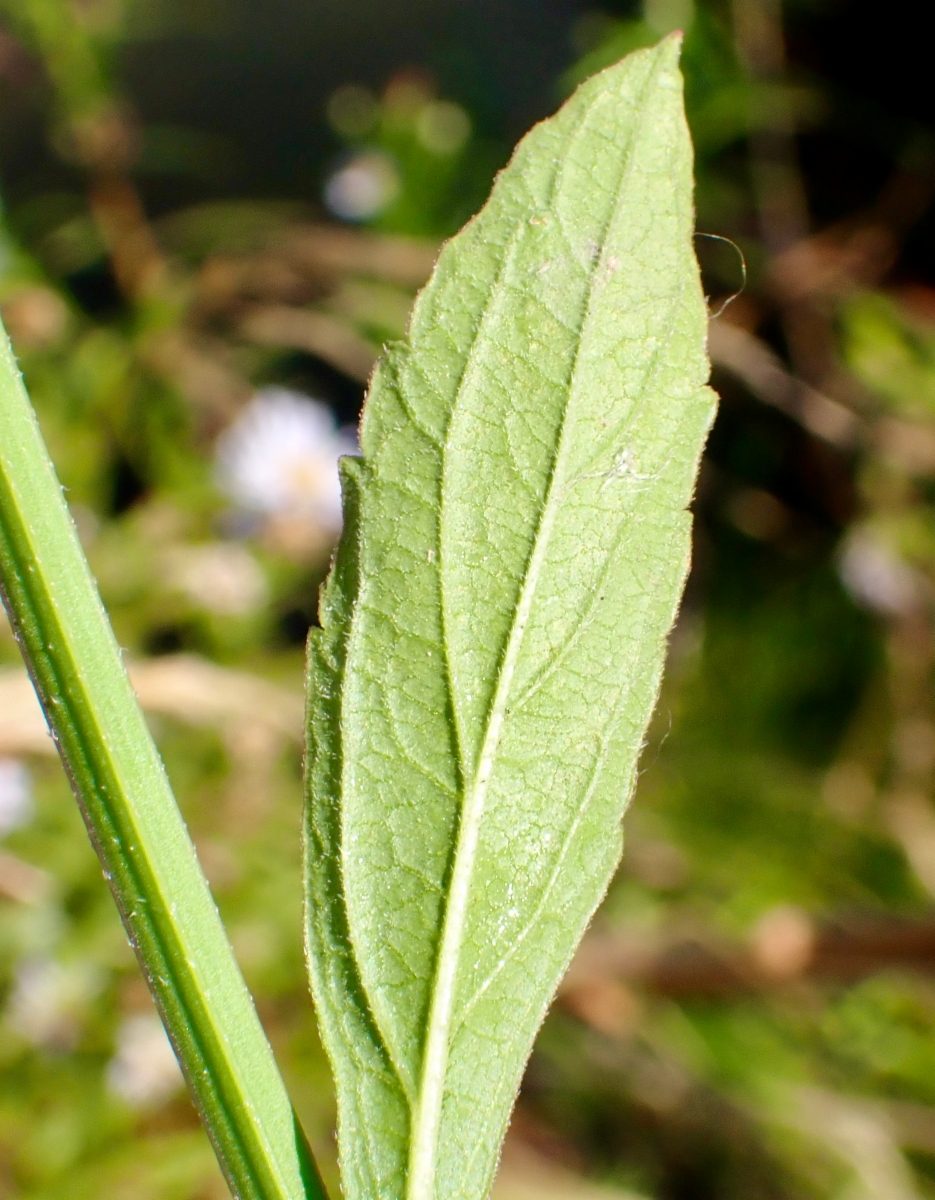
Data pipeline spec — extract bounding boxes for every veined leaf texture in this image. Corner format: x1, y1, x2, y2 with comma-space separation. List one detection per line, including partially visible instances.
305, 35, 716, 1200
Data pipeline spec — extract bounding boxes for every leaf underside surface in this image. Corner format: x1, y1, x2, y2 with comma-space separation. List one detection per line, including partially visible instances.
305, 36, 716, 1200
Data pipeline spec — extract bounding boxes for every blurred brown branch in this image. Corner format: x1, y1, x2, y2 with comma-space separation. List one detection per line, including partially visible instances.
562, 910, 935, 1006
492, 1130, 647, 1200
0, 654, 304, 757
708, 318, 860, 448
238, 304, 379, 384
152, 220, 437, 408
0, 848, 53, 905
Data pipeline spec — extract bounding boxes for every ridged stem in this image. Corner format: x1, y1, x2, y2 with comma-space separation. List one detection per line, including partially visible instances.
0, 324, 327, 1200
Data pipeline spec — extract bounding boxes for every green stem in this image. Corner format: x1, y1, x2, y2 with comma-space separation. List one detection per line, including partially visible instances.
0, 323, 327, 1200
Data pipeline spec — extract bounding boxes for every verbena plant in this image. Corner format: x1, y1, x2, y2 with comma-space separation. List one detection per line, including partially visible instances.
0, 36, 714, 1200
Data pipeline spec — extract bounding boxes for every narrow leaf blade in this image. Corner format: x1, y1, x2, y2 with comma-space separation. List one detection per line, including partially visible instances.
0, 327, 326, 1200
306, 35, 715, 1200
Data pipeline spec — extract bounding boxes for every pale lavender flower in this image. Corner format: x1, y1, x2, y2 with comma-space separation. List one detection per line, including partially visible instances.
106, 1013, 183, 1108
216, 388, 357, 533
0, 758, 33, 837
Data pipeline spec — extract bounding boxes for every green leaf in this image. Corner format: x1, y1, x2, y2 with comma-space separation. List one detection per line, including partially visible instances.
0, 323, 327, 1200
305, 35, 715, 1200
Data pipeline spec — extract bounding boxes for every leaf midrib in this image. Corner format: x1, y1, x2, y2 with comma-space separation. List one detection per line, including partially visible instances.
405, 51, 666, 1200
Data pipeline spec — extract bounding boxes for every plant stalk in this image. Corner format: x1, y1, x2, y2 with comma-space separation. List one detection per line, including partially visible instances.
0, 323, 327, 1200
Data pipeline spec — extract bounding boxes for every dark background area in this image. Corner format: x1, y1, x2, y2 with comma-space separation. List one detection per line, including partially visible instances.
3, 1, 931, 236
